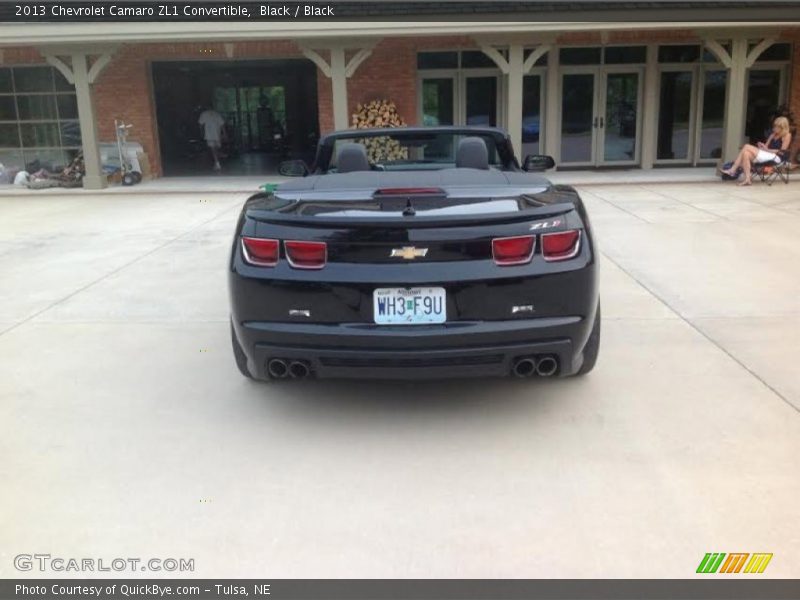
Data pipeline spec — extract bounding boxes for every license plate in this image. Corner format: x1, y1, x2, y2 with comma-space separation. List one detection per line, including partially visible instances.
373, 287, 446, 325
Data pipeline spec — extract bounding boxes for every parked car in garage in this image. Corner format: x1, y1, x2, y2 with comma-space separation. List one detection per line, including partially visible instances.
229, 126, 600, 381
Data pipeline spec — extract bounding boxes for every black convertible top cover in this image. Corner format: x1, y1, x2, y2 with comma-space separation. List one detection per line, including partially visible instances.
277, 169, 551, 193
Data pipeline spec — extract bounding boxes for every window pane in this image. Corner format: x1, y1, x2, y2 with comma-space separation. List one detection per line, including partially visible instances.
13, 67, 54, 92
753, 43, 791, 62
560, 47, 601, 65
23, 148, 66, 172
699, 71, 727, 159
461, 50, 498, 68
0, 68, 12, 93
417, 52, 458, 69
60, 121, 81, 146
0, 149, 24, 177
522, 75, 541, 156
17, 95, 58, 120
465, 76, 497, 126
561, 73, 595, 163
523, 49, 548, 66
0, 123, 20, 147
64, 148, 81, 164
421, 78, 454, 126
604, 46, 646, 64
659, 45, 701, 63
604, 72, 639, 161
703, 43, 730, 63
657, 71, 693, 159
53, 69, 74, 91
20, 122, 60, 147
745, 70, 782, 142
57, 94, 78, 119
0, 96, 17, 120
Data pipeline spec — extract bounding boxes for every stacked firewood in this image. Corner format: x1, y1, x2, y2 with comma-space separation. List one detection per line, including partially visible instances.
351, 99, 408, 163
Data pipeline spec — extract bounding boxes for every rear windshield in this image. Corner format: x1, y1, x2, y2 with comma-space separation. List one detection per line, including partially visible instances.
328, 131, 503, 172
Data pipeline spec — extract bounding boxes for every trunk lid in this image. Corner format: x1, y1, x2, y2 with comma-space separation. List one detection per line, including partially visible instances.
247, 170, 576, 226
243, 173, 580, 267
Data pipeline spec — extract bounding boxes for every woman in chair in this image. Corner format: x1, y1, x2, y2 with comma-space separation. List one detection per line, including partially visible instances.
722, 116, 792, 186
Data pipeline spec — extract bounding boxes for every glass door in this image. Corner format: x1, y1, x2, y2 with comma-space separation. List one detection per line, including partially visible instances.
420, 77, 455, 126
464, 75, 499, 126
695, 69, 727, 162
560, 71, 597, 165
522, 74, 543, 157
561, 68, 642, 166
656, 66, 730, 165
600, 70, 641, 164
745, 69, 783, 143
656, 69, 696, 162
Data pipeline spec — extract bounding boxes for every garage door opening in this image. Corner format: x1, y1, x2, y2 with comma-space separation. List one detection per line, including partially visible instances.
152, 59, 319, 176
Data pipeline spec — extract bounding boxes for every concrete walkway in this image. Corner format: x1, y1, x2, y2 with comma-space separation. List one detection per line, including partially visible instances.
0, 181, 798, 578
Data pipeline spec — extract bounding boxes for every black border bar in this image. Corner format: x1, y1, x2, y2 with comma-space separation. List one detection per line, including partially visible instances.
2, 1, 800, 22
2, 579, 800, 600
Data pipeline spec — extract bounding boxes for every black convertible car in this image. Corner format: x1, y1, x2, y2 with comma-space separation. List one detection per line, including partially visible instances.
229, 126, 600, 381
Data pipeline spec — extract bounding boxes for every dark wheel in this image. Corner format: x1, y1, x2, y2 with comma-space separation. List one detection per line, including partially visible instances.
121, 172, 137, 186
230, 322, 253, 379
576, 302, 601, 376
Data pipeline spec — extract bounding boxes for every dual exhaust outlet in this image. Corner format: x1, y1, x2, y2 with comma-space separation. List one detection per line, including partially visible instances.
267, 358, 312, 380
269, 356, 556, 380
512, 355, 559, 378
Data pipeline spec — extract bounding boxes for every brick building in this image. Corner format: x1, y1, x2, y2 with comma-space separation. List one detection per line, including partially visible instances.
0, 2, 799, 187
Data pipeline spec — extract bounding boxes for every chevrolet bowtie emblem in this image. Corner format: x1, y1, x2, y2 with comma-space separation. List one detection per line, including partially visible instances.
390, 246, 429, 260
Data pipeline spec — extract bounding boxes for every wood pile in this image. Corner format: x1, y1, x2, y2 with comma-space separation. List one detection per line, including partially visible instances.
351, 99, 408, 163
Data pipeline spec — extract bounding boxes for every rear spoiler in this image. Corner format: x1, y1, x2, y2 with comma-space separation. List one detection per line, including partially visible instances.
246, 202, 577, 229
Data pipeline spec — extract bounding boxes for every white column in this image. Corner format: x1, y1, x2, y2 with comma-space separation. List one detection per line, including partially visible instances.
330, 47, 349, 130
71, 53, 104, 189
301, 43, 375, 132
506, 45, 524, 159
544, 47, 560, 161
640, 44, 659, 169
44, 48, 114, 189
722, 38, 749, 162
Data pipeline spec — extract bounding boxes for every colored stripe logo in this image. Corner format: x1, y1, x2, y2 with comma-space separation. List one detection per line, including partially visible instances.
697, 553, 773, 574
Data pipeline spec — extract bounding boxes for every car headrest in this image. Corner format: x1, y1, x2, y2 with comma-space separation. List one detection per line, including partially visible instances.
456, 137, 489, 170
336, 143, 370, 173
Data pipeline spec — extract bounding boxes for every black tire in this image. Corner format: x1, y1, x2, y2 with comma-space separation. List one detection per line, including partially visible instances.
576, 302, 601, 376
121, 172, 137, 186
231, 322, 253, 379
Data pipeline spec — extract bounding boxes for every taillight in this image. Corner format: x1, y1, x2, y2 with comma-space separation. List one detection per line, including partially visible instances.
541, 230, 581, 261
285, 240, 327, 269
241, 237, 279, 267
492, 235, 535, 266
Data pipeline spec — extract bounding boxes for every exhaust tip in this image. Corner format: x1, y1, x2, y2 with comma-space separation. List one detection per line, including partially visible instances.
267, 358, 289, 379
512, 357, 537, 378
536, 356, 558, 377
288, 360, 311, 379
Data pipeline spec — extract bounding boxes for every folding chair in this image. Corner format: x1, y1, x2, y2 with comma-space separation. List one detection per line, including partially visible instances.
752, 149, 790, 186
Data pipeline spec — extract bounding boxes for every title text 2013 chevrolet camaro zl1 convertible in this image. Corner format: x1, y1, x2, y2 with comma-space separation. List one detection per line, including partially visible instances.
229, 127, 599, 381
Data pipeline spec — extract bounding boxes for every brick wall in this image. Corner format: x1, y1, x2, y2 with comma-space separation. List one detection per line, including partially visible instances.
0, 47, 44, 64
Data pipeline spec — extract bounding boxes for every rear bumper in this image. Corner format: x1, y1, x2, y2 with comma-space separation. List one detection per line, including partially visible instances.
232, 315, 593, 380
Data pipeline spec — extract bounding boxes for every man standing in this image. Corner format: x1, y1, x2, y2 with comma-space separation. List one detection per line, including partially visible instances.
198, 106, 226, 172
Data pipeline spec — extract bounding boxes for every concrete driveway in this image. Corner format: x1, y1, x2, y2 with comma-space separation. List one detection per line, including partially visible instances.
0, 181, 798, 578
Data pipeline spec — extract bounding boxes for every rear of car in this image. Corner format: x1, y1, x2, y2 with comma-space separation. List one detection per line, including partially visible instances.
228, 128, 600, 381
